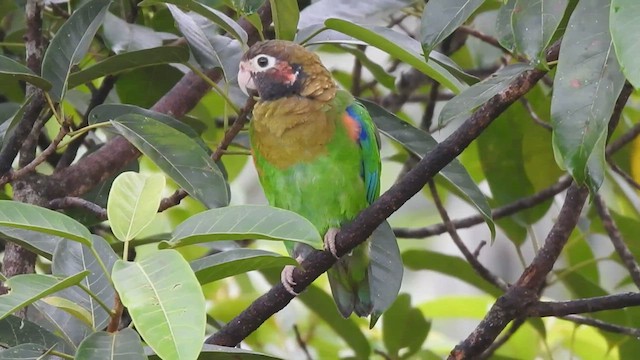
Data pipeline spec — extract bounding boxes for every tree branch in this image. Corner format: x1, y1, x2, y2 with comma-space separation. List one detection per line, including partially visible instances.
206, 41, 562, 348
527, 293, 640, 317
560, 314, 640, 337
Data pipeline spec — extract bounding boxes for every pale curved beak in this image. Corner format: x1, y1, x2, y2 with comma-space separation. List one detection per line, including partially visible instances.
237, 61, 256, 96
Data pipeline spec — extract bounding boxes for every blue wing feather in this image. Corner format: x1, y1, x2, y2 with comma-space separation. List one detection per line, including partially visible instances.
346, 103, 381, 205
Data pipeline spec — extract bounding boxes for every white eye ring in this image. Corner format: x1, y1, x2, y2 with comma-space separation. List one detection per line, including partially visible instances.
250, 54, 276, 71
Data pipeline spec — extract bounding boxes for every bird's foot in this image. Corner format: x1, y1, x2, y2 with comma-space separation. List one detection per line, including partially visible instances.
281, 265, 299, 296
323, 227, 340, 259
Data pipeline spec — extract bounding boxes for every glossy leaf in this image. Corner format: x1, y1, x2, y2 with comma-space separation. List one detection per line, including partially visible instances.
107, 172, 165, 242
190, 248, 296, 284
0, 55, 51, 90
325, 19, 466, 94
270, 0, 299, 41
382, 294, 430, 359
68, 46, 190, 89
0, 272, 89, 320
103, 13, 178, 53
76, 329, 146, 360
52, 236, 118, 330
148, 0, 248, 44
439, 64, 534, 126
420, 0, 486, 55
368, 221, 403, 327
361, 100, 495, 239
111, 114, 229, 208
403, 250, 501, 297
30, 300, 91, 349
0, 228, 62, 259
611, 0, 640, 88
0, 343, 52, 359
551, 0, 625, 193
261, 269, 371, 358
41, 0, 113, 101
0, 200, 92, 246
511, 0, 569, 66
167, 5, 220, 71
112, 250, 205, 360
168, 205, 322, 248
496, 0, 517, 51
0, 315, 63, 349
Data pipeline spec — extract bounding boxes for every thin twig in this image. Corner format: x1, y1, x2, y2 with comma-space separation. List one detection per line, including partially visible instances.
48, 197, 107, 220
561, 314, 640, 337
607, 159, 640, 191
395, 175, 573, 238
157, 97, 256, 212
606, 121, 640, 155
520, 97, 552, 131
527, 292, 640, 317
458, 26, 506, 52
594, 195, 640, 290
293, 325, 313, 360
428, 180, 509, 292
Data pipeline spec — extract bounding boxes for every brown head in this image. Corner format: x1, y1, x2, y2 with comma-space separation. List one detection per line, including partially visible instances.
238, 40, 336, 102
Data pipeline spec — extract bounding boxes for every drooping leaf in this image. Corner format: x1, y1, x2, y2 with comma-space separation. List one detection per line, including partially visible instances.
360, 100, 495, 239
439, 64, 534, 126
111, 114, 229, 208
52, 236, 118, 330
551, 0, 626, 193
611, 0, 640, 88
0, 272, 89, 320
41, 0, 113, 101
190, 248, 296, 284
167, 4, 220, 71
0, 201, 92, 246
261, 268, 371, 358
167, 205, 322, 249
107, 172, 165, 242
368, 221, 403, 327
116, 65, 183, 108
112, 250, 205, 360
496, 0, 517, 51
68, 46, 190, 89
382, 294, 430, 359
41, 296, 93, 327
102, 13, 178, 54
511, 0, 569, 66
143, 0, 248, 44
0, 55, 51, 90
403, 250, 501, 297
270, 0, 299, 41
0, 228, 62, 259
420, 0, 486, 55
325, 19, 467, 94
76, 329, 146, 360
0, 316, 63, 350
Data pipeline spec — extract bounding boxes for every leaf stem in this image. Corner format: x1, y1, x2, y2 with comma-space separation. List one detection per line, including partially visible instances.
187, 63, 240, 114
77, 282, 116, 317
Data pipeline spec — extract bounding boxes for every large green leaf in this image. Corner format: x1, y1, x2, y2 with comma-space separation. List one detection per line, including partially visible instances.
261, 269, 371, 358
0, 316, 63, 350
439, 64, 534, 126
611, 0, 640, 88
0, 343, 53, 359
107, 172, 165, 242
420, 0, 486, 55
0, 272, 89, 320
112, 250, 205, 360
52, 236, 118, 330
270, 0, 299, 41
144, 0, 248, 44
368, 221, 403, 327
0, 201, 92, 245
0, 228, 62, 259
382, 294, 430, 359
111, 114, 229, 208
102, 13, 178, 53
167, 4, 220, 71
510, 0, 569, 66
68, 46, 190, 89
146, 344, 283, 359
551, 0, 626, 193
403, 250, 501, 297
41, 0, 113, 101
167, 205, 322, 248
30, 300, 91, 349
76, 329, 146, 360
0, 55, 51, 90
190, 248, 296, 284
324, 19, 466, 94
360, 100, 495, 239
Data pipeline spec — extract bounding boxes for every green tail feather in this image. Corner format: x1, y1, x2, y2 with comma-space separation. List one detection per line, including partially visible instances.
327, 244, 372, 318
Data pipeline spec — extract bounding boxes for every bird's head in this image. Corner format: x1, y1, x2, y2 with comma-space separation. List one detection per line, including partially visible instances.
238, 40, 336, 102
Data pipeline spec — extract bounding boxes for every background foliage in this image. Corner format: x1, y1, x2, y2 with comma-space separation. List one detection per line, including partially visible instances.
1, 0, 640, 359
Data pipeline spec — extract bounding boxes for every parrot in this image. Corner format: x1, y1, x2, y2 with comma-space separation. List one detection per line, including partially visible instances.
237, 40, 401, 323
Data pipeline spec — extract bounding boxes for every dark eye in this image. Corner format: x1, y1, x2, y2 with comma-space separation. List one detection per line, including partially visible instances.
257, 56, 269, 68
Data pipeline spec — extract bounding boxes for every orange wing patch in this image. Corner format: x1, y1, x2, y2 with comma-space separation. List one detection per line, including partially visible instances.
342, 113, 361, 142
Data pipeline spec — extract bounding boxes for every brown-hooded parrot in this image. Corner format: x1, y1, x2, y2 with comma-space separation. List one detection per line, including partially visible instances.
237, 40, 402, 324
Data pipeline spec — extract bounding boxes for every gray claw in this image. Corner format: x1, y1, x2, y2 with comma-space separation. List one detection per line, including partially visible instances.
323, 227, 340, 259
281, 265, 299, 296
